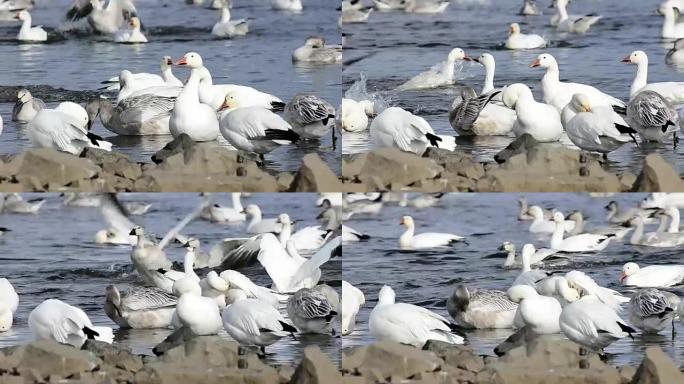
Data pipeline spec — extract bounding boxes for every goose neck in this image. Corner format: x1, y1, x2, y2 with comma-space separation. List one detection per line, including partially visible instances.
631, 60, 649, 97
550, 222, 565, 249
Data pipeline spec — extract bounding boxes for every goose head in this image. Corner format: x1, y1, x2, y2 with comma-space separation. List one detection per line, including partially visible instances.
471, 53, 495, 69
566, 210, 584, 223
377, 285, 396, 305
218, 91, 240, 111
55, 102, 89, 130
276, 213, 294, 226
172, 277, 201, 296
499, 241, 516, 253
399, 215, 415, 229
622, 50, 647, 66
521, 243, 535, 259
207, 270, 229, 291
304, 36, 326, 48
175, 52, 203, 68
183, 238, 200, 251
129, 226, 144, 236
529, 53, 556, 69
509, 23, 521, 36
95, 229, 113, 244
242, 204, 261, 217
507, 285, 537, 303
502, 83, 530, 109
620, 262, 640, 282
556, 278, 580, 302
341, 99, 369, 132
161, 56, 173, 71
604, 200, 618, 212
128, 17, 142, 30
658, 3, 680, 18
447, 48, 468, 62
449, 284, 471, 311
552, 211, 566, 223
526, 205, 545, 220
569, 93, 592, 113
225, 288, 248, 305
14, 10, 29, 21
17, 88, 31, 103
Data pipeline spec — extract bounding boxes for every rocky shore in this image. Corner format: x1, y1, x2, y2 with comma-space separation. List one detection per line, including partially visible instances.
0, 135, 342, 192
342, 134, 684, 192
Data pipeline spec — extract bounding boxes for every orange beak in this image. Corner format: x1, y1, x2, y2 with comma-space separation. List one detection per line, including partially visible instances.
175, 57, 188, 66
399, 218, 404, 225
529, 59, 541, 68
13, 13, 20, 20
619, 273, 626, 282
621, 56, 631, 63
463, 55, 472, 61
218, 101, 228, 111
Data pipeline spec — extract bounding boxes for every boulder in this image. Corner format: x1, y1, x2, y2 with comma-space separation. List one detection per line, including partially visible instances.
134, 366, 279, 384
150, 134, 196, 164
82, 340, 143, 372
423, 340, 484, 372
493, 133, 540, 164
158, 336, 239, 369
342, 341, 442, 380
291, 346, 341, 384
424, 147, 485, 180
84, 149, 142, 180
290, 154, 342, 192
5, 149, 100, 188
2, 340, 101, 378
631, 154, 684, 192
631, 346, 684, 384
353, 148, 443, 189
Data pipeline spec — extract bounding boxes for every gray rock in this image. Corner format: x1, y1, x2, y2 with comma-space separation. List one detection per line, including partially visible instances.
630, 346, 684, 384
493, 133, 539, 164
290, 154, 342, 192
423, 340, 484, 372
342, 341, 442, 380
2, 340, 101, 379
631, 154, 684, 192
291, 346, 341, 384
159, 336, 239, 369
5, 149, 100, 188
352, 148, 443, 189
82, 340, 143, 372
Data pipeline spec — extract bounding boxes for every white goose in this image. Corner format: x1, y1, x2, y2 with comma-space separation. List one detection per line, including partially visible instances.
550, 212, 612, 252
201, 193, 246, 223
659, 2, 684, 39
512, 244, 551, 286
277, 213, 331, 253
564, 270, 629, 313
666, 39, 684, 65
623, 51, 684, 104
245, 205, 282, 234
12, 88, 44, 122
169, 52, 220, 142
341, 280, 365, 335
447, 285, 518, 329
502, 83, 563, 142
104, 56, 182, 93
0, 278, 18, 332
29, 299, 114, 348
67, 0, 139, 35
116, 70, 170, 103
172, 278, 222, 335
620, 262, 684, 287
508, 285, 562, 334
554, 0, 601, 34
222, 297, 297, 353
398, 215, 464, 249
14, 10, 46, 42
342, 224, 370, 243
404, 0, 449, 14
211, 1, 249, 38
505, 23, 545, 50
623, 216, 684, 248
114, 16, 146, 43
520, 0, 540, 16
198, 67, 284, 112
528, 206, 574, 234
395, 48, 468, 92
292, 37, 342, 64
369, 285, 465, 346
341, 98, 370, 132
370, 107, 456, 155
500, 242, 559, 268
272, 0, 302, 11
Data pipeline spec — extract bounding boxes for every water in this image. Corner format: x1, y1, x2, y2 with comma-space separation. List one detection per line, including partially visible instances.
342, 193, 684, 368
0, 192, 342, 366
0, 0, 341, 174
342, 0, 684, 175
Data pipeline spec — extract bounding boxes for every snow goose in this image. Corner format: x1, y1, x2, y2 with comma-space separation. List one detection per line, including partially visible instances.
605, 201, 655, 224
518, 197, 552, 221
566, 211, 632, 239
620, 262, 684, 287
104, 57, 181, 93
211, 1, 249, 38
67, 0, 139, 35
277, 213, 330, 253
218, 270, 285, 308
559, 294, 635, 352
340, 5, 373, 24
61, 192, 101, 207
29, 299, 114, 347
370, 107, 456, 155
506, 23, 545, 50
222, 297, 297, 353
292, 37, 342, 64
286, 284, 339, 335
641, 192, 684, 209
169, 52, 219, 142
508, 285, 562, 334
502, 83, 562, 142
530, 54, 627, 128
12, 88, 44, 122
115, 70, 170, 103
245, 205, 282, 234
398, 215, 464, 249
342, 280, 365, 335
565, 270, 628, 312
623, 51, 684, 104
199, 69, 284, 112
2, 194, 45, 214
104, 285, 176, 329
629, 288, 679, 336
284, 94, 336, 140
563, 94, 632, 156
534, 275, 580, 307
404, 0, 449, 14
528, 206, 574, 233
87, 94, 175, 136
626, 90, 679, 142
369, 285, 465, 346
124, 202, 151, 215
658, 2, 684, 39
373, 0, 406, 11
550, 212, 612, 252
623, 216, 684, 247
449, 87, 509, 136
272, 0, 302, 11
395, 48, 468, 92
447, 285, 518, 329
342, 224, 370, 243
665, 38, 684, 65
512, 244, 551, 286
554, 0, 601, 34
201, 193, 246, 223
341, 98, 370, 132
94, 193, 140, 245
519, 0, 540, 16
500, 242, 559, 268
172, 278, 222, 336
14, 10, 46, 42
27, 102, 112, 155
114, 16, 146, 43
0, 278, 18, 332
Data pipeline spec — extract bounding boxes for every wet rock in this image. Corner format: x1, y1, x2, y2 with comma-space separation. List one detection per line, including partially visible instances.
631, 154, 684, 192
152, 327, 195, 356
155, 143, 240, 174
277, 366, 295, 383
424, 147, 485, 180
619, 366, 636, 383
0, 375, 25, 384
342, 341, 441, 380
290, 153, 342, 192
84, 149, 142, 180
158, 336, 239, 369
631, 346, 684, 384
352, 148, 443, 189
276, 172, 295, 191
493, 134, 539, 164
2, 340, 101, 378
150, 134, 196, 164
5, 149, 99, 188
291, 346, 341, 384
423, 340, 484, 372
134, 366, 280, 384
82, 340, 143, 372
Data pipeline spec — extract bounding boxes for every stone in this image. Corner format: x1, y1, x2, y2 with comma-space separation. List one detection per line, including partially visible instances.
354, 148, 443, 189
159, 336, 239, 369
342, 341, 441, 380
631, 346, 684, 384
423, 147, 485, 180
3, 340, 101, 378
291, 346, 341, 384
619, 366, 636, 383
423, 340, 484, 372
290, 154, 342, 192
82, 340, 143, 372
493, 133, 539, 164
150, 134, 196, 164
134, 366, 280, 384
5, 149, 100, 188
0, 375, 25, 384
276, 172, 295, 191
631, 154, 684, 192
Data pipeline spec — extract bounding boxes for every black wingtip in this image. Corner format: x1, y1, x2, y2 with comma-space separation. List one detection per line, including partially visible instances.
615, 124, 636, 134
270, 101, 286, 112
278, 321, 298, 336
82, 326, 100, 340
322, 114, 335, 126
86, 132, 105, 146
612, 105, 627, 115
425, 132, 442, 147
659, 307, 675, 318
444, 321, 467, 338
662, 120, 675, 133
617, 322, 636, 339
156, 268, 167, 274
264, 128, 300, 143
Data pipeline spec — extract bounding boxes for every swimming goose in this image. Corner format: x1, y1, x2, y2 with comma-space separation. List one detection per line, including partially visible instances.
104, 285, 176, 329
399, 215, 464, 249
404, 0, 449, 14
27, 102, 112, 155
95, 193, 139, 245
173, 278, 222, 336
201, 193, 246, 223
559, 294, 635, 352
341, 98, 370, 132
468, 53, 518, 135
114, 16, 146, 43
61, 192, 101, 207
502, 83, 563, 142
620, 262, 684, 287
508, 285, 562, 334
447, 285, 517, 329
370, 107, 456, 155
623, 216, 684, 247
0, 278, 18, 332
245, 205, 282, 234
340, 4, 373, 24
623, 51, 684, 104
628, 288, 679, 336
518, 197, 552, 221
395, 48, 468, 92
342, 225, 370, 243
449, 87, 508, 136
500, 242, 559, 268
29, 299, 114, 348
284, 94, 335, 140
512, 244, 551, 286
169, 53, 219, 142
222, 297, 297, 353
641, 193, 684, 209
12, 88, 44, 122
659, 2, 684, 39
211, 1, 249, 38
197, 67, 284, 112
505, 23, 545, 50
370, 285, 465, 346
373, 0, 406, 11
14, 10, 46, 42
287, 284, 339, 335
562, 94, 632, 156
550, 212, 612, 252
292, 36, 341, 64
625, 90, 679, 142
124, 202, 152, 216
605, 201, 655, 225
116, 71, 173, 103
66, 0, 139, 35
342, 280, 365, 335
519, 0, 540, 16
104, 57, 182, 93
566, 211, 632, 239
277, 213, 331, 253
2, 194, 45, 214
528, 206, 574, 233
272, 0, 302, 11
554, 0, 601, 34
666, 38, 684, 66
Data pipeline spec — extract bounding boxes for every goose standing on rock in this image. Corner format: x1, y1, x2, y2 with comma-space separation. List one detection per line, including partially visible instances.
292, 36, 341, 64
286, 284, 339, 335
12, 89, 44, 123
341, 280, 365, 335
0, 278, 18, 332
29, 299, 114, 348
447, 285, 518, 329
173, 278, 222, 336
370, 107, 456, 155
284, 94, 336, 140
502, 83, 563, 142
623, 51, 684, 104
505, 23, 545, 50
398, 215, 464, 249
104, 285, 177, 329
114, 16, 146, 43
211, 0, 249, 38
15, 10, 46, 42
169, 52, 220, 142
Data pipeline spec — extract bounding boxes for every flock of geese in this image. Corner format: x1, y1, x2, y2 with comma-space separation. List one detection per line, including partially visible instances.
341, 0, 684, 160
341, 192, 684, 357
0, 192, 342, 354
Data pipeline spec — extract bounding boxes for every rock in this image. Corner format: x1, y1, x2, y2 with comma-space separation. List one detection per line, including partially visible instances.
277, 366, 295, 383
152, 327, 195, 356
0, 375, 25, 384
620, 366, 636, 383
631, 154, 684, 192
2, 340, 101, 378
353, 148, 443, 189
290, 154, 342, 192
423, 340, 484, 372
150, 134, 196, 164
493, 134, 539, 164
423, 147, 485, 180
84, 149, 142, 180
155, 143, 240, 175
5, 149, 100, 188
82, 340, 143, 372
342, 341, 442, 380
276, 172, 295, 191
134, 366, 280, 384
159, 336, 239, 369
631, 346, 684, 384
291, 346, 341, 384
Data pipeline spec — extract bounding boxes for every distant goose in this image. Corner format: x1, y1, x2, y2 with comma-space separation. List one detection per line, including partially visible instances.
200, 193, 246, 223
519, 0, 540, 16
114, 16, 146, 43
508, 285, 562, 334
103, 56, 182, 92
292, 37, 341, 64
518, 197, 552, 221
528, 206, 574, 234
623, 216, 684, 248
124, 202, 152, 216
104, 285, 177, 329
172, 278, 222, 336
605, 200, 655, 224
61, 192, 101, 207
15, 10, 46, 42
245, 204, 282, 234
566, 211, 632, 239
342, 224, 370, 243
272, 0, 302, 11
0, 278, 18, 332
284, 94, 335, 140
396, 48, 469, 92
373, 0, 407, 11
447, 285, 517, 329
286, 285, 339, 334
66, 0, 140, 35
29, 299, 114, 348
222, 297, 297, 353
554, 0, 601, 34
620, 262, 684, 287
277, 213, 331, 253
658, 2, 684, 39
629, 288, 679, 336
665, 39, 684, 66
505, 23, 545, 50
500, 242, 559, 268
404, 0, 449, 14
12, 88, 44, 122
211, 0, 249, 38
550, 212, 612, 252
399, 215, 464, 249
370, 285, 465, 346
340, 5, 373, 24
370, 107, 456, 155
341, 280, 365, 335
2, 193, 45, 214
